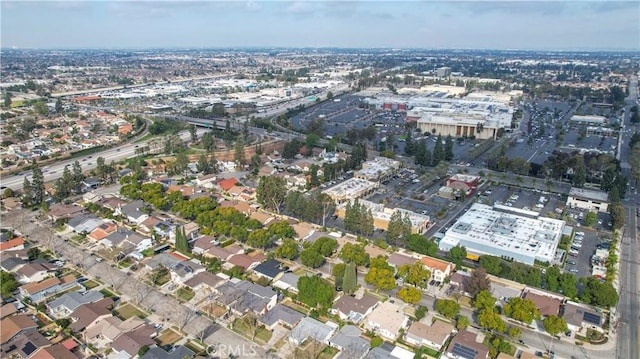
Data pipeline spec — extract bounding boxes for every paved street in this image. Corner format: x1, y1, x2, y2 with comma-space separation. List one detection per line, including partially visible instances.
3, 208, 266, 359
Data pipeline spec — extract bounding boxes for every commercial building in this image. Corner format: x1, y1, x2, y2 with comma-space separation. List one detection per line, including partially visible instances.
570, 115, 607, 125
355, 157, 402, 182
323, 178, 379, 204
336, 199, 430, 234
417, 112, 502, 140
566, 187, 609, 213
438, 203, 565, 265
436, 67, 452, 78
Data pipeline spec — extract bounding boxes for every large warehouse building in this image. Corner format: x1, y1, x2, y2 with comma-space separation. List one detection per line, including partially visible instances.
438, 203, 565, 265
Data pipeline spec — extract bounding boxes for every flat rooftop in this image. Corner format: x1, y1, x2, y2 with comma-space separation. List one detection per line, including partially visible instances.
323, 178, 378, 198
339, 199, 430, 228
440, 203, 564, 262
568, 187, 609, 202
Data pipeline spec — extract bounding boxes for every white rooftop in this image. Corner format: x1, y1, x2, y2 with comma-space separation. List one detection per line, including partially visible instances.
568, 187, 609, 202
323, 178, 378, 198
439, 203, 565, 264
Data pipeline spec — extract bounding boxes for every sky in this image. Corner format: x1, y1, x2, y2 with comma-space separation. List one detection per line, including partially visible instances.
1, 1, 639, 51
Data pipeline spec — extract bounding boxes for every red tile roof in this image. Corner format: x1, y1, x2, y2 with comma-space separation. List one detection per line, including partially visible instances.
218, 178, 238, 191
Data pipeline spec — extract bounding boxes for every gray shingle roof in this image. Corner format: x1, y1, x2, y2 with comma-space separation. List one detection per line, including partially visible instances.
289, 317, 334, 343
48, 291, 104, 312
260, 304, 304, 327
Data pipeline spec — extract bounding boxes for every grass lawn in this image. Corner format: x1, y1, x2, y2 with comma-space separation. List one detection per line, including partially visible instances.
293, 268, 312, 277
281, 299, 310, 315
99, 288, 116, 297
318, 346, 339, 359
113, 303, 148, 320
365, 290, 388, 302
295, 341, 328, 359
133, 133, 156, 143
176, 287, 195, 302
232, 318, 273, 344
184, 341, 206, 355
82, 280, 100, 290
155, 328, 183, 346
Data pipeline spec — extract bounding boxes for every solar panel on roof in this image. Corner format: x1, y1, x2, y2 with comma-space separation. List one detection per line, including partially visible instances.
451, 343, 477, 359
22, 342, 37, 355
583, 311, 601, 325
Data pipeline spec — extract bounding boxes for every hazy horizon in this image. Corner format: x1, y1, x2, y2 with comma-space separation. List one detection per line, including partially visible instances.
2, 1, 639, 51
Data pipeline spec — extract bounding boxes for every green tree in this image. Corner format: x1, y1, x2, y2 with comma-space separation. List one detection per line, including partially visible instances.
34, 101, 48, 116
3, 91, 11, 107
22, 177, 32, 208
339, 242, 370, 267
196, 153, 211, 174
138, 345, 150, 357
543, 315, 568, 336
30, 160, 45, 205
189, 124, 197, 142
435, 299, 461, 319
326, 91, 334, 99
202, 132, 215, 151
386, 211, 412, 246
268, 221, 296, 240
234, 137, 246, 165
572, 156, 586, 187
397, 262, 431, 289
477, 308, 506, 332
406, 234, 438, 256
398, 286, 422, 304
545, 266, 561, 292
432, 134, 444, 165
71, 160, 84, 193
456, 315, 470, 330
370, 336, 383, 348
448, 245, 467, 266
467, 268, 492, 298
559, 273, 578, 298
508, 326, 522, 339
445, 135, 454, 161
479, 255, 502, 276
342, 262, 357, 295
256, 176, 287, 213
504, 297, 541, 323
300, 249, 325, 268
584, 211, 597, 227
474, 289, 497, 310
54, 318, 70, 329
275, 238, 299, 260
311, 237, 338, 257
1, 271, 19, 298
365, 256, 396, 291
415, 306, 428, 320
3, 188, 14, 199
175, 226, 190, 254
609, 202, 625, 230
247, 229, 272, 249
55, 98, 63, 113
298, 275, 335, 310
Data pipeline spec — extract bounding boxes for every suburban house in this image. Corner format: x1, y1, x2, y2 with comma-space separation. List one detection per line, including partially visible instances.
330, 293, 379, 324
522, 290, 563, 317
192, 235, 218, 255
84, 316, 146, 343
259, 303, 305, 330
169, 260, 206, 285
273, 272, 301, 293
329, 325, 371, 359
15, 263, 55, 284
1, 330, 50, 358
449, 271, 471, 297
364, 301, 409, 341
0, 302, 22, 319
490, 282, 524, 304
88, 222, 118, 241
388, 253, 418, 271
214, 279, 278, 316
405, 320, 455, 351
138, 217, 175, 238
31, 343, 77, 359
444, 330, 490, 359
69, 298, 116, 333
48, 204, 86, 222
184, 271, 224, 292
226, 253, 266, 271
0, 237, 26, 252
249, 211, 275, 226
366, 343, 415, 359
0, 256, 26, 272
47, 291, 105, 318
18, 275, 77, 303
0, 314, 38, 346
420, 256, 455, 282
110, 325, 157, 359
562, 301, 604, 332
141, 346, 195, 359
66, 215, 105, 234
292, 222, 315, 241
195, 173, 217, 188
216, 177, 238, 192
289, 317, 337, 345
253, 259, 284, 281
116, 200, 149, 225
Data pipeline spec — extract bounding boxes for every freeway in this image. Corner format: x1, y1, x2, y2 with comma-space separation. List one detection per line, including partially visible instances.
0, 129, 199, 192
